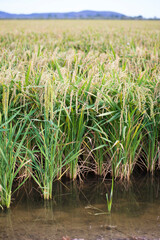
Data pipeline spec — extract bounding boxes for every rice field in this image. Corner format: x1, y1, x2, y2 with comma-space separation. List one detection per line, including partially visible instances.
0, 20, 160, 208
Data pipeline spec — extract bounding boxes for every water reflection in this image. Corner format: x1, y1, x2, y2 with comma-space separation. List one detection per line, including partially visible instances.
0, 176, 160, 240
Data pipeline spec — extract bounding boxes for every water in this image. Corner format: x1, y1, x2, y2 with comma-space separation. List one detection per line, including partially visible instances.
0, 176, 160, 240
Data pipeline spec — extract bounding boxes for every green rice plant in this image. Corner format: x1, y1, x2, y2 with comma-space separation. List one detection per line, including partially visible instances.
0, 114, 30, 208
29, 114, 61, 200
92, 89, 145, 180
143, 114, 160, 173
29, 108, 81, 199
62, 105, 86, 179
93, 132, 105, 176
106, 177, 114, 213
60, 72, 95, 179
110, 111, 144, 180
109, 108, 144, 180
87, 119, 111, 177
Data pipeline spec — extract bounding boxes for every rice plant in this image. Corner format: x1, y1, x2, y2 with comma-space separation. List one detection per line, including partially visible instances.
29, 106, 82, 199
106, 177, 114, 214
0, 114, 30, 208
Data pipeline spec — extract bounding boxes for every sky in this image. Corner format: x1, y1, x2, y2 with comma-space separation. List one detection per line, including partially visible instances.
0, 0, 160, 18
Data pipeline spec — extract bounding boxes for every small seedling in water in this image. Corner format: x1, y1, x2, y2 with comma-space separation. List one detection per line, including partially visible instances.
106, 177, 114, 213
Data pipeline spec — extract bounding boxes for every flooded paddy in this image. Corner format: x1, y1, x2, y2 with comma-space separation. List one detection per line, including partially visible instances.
0, 176, 160, 240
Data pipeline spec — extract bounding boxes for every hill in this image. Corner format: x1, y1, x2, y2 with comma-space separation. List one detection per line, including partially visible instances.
0, 10, 128, 19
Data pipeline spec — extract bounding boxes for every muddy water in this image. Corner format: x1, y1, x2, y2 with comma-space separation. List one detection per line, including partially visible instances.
0, 177, 160, 240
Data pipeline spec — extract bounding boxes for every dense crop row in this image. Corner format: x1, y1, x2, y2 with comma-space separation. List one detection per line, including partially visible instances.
0, 20, 159, 208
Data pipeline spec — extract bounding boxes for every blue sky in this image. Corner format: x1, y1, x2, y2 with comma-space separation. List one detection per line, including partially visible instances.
0, 0, 160, 18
